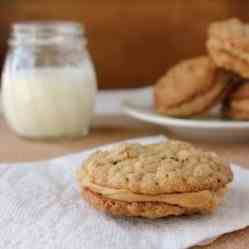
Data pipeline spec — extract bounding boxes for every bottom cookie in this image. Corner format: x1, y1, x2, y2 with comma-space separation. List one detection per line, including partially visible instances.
81, 188, 213, 219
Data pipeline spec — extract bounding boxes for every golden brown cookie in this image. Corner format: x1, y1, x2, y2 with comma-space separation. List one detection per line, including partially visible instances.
223, 82, 249, 120
154, 56, 231, 117
77, 140, 233, 218
207, 18, 249, 78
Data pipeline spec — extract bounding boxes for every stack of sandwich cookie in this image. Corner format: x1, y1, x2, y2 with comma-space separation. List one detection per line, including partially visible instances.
206, 18, 249, 120
77, 140, 233, 219
154, 18, 249, 120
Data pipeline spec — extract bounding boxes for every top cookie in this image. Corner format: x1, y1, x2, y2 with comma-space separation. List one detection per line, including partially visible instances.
80, 140, 233, 195
207, 18, 249, 78
154, 56, 217, 109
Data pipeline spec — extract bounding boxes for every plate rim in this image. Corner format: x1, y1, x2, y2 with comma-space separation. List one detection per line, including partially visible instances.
122, 99, 249, 129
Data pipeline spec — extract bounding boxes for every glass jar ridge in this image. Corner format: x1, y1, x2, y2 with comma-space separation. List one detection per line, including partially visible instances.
10, 21, 86, 46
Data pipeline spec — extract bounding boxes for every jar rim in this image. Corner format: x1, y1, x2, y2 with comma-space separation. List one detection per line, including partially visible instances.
10, 21, 86, 46
13, 21, 85, 35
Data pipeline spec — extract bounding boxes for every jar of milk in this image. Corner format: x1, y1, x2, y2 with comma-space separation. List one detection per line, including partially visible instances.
1, 22, 97, 139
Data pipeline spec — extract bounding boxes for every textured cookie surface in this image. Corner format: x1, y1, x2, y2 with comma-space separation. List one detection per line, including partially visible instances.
154, 56, 216, 108
160, 71, 229, 116
80, 140, 233, 195
82, 188, 205, 219
207, 18, 249, 78
154, 56, 230, 117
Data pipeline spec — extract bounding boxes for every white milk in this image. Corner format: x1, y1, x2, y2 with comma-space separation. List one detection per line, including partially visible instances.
1, 64, 97, 138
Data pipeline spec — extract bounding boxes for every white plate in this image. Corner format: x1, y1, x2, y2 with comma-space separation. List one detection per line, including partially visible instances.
122, 95, 249, 142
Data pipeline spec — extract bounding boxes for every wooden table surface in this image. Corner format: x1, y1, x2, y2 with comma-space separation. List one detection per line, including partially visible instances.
1, 114, 249, 249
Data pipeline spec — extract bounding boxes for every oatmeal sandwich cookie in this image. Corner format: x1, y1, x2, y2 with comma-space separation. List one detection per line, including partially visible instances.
77, 140, 233, 218
207, 18, 249, 78
223, 81, 249, 120
154, 56, 231, 117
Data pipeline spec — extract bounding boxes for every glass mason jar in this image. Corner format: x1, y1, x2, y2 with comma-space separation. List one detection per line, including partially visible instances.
1, 22, 97, 140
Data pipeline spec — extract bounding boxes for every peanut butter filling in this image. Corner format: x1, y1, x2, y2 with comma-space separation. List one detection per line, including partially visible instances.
79, 173, 226, 209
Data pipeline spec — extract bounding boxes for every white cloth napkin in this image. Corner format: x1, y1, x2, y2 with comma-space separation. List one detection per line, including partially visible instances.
0, 135, 249, 249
